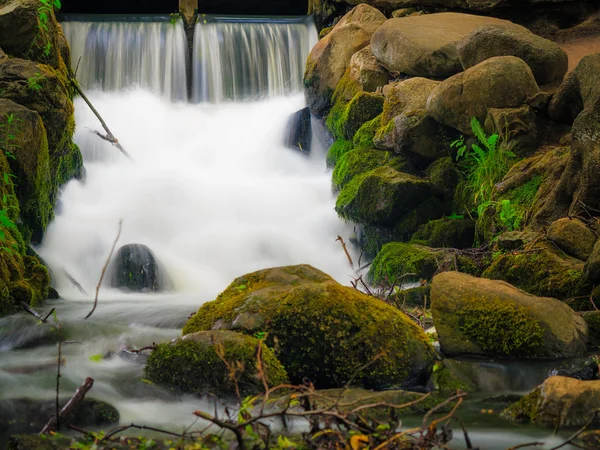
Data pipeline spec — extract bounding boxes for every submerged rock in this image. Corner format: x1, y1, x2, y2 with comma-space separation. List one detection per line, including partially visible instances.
431, 272, 588, 358
284, 107, 312, 154
111, 244, 167, 292
183, 265, 435, 390
145, 330, 288, 396
503, 376, 600, 427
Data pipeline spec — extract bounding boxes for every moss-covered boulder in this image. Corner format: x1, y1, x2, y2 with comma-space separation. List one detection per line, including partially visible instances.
547, 218, 596, 261
411, 218, 475, 249
304, 4, 386, 116
380, 77, 440, 126
426, 157, 459, 200
327, 91, 383, 140
581, 311, 600, 350
332, 147, 411, 191
482, 241, 592, 302
426, 56, 539, 135
183, 265, 436, 390
431, 272, 588, 358
335, 166, 435, 226
503, 376, 600, 428
145, 330, 288, 396
326, 139, 353, 167
584, 240, 600, 284
368, 242, 438, 285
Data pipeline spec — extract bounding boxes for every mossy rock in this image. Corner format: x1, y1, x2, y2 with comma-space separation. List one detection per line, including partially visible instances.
431, 272, 588, 358
426, 157, 459, 200
326, 139, 353, 168
410, 218, 475, 249
430, 360, 477, 395
582, 311, 600, 350
183, 265, 435, 389
145, 330, 288, 396
368, 242, 439, 286
395, 284, 431, 308
327, 91, 384, 140
482, 241, 592, 303
332, 147, 411, 191
336, 166, 435, 226
352, 114, 382, 149
502, 376, 600, 428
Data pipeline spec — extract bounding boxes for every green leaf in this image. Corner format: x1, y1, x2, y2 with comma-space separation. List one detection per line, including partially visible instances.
89, 354, 103, 362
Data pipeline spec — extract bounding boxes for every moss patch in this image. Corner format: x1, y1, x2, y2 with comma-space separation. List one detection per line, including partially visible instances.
326, 139, 353, 168
368, 242, 438, 285
145, 330, 288, 396
410, 218, 475, 249
327, 91, 384, 141
352, 114, 381, 149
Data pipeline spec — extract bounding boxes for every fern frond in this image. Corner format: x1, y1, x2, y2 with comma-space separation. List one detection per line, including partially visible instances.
487, 134, 499, 152
470, 117, 488, 148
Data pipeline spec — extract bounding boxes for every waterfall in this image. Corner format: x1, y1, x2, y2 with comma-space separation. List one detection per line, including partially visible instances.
192, 16, 318, 102
61, 17, 188, 101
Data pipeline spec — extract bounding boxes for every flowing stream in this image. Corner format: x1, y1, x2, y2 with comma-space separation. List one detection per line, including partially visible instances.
0, 14, 579, 450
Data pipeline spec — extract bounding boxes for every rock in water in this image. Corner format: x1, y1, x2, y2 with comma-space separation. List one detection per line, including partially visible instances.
111, 244, 166, 292
284, 107, 312, 153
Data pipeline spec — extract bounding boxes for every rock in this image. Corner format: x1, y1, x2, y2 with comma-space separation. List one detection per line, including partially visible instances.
375, 110, 452, 163
0, 99, 52, 241
425, 157, 459, 200
145, 330, 288, 396
496, 231, 541, 251
547, 218, 596, 261
0, 0, 63, 68
335, 166, 436, 225
431, 271, 589, 358
347, 45, 390, 94
0, 47, 6, 60
368, 242, 439, 285
391, 7, 417, 17
503, 376, 600, 427
552, 356, 599, 381
483, 241, 591, 302
284, 107, 312, 153
457, 25, 568, 85
0, 398, 119, 435
380, 77, 440, 126
582, 311, 600, 350
304, 4, 386, 116
111, 244, 167, 292
411, 218, 475, 249
426, 56, 540, 135
483, 105, 538, 152
585, 241, 600, 284
327, 91, 384, 140
370, 13, 528, 78
182, 265, 436, 389
326, 139, 353, 167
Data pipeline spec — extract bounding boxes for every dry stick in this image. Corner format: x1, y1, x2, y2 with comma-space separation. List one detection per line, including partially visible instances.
507, 443, 545, 450
336, 235, 354, 268
21, 302, 54, 323
193, 410, 246, 450
102, 423, 190, 442
85, 219, 123, 320
548, 411, 599, 450
55, 324, 63, 431
40, 377, 94, 435
64, 269, 88, 295
70, 80, 133, 161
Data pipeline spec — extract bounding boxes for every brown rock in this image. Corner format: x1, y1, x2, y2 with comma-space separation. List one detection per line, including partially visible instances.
547, 218, 596, 261
347, 46, 390, 94
381, 77, 439, 125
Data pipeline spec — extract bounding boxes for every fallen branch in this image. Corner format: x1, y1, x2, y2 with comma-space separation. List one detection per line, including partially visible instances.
102, 423, 189, 442
85, 219, 123, 319
39, 377, 94, 435
70, 80, 133, 161
64, 269, 88, 295
336, 235, 353, 268
21, 302, 54, 323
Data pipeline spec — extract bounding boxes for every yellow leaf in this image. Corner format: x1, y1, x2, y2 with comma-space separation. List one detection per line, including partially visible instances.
350, 434, 368, 450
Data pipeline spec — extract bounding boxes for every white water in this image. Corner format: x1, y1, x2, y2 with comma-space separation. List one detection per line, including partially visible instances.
61, 19, 188, 101
193, 17, 318, 102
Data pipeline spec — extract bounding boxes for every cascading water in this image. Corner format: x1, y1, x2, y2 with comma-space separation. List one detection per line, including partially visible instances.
193, 16, 318, 102
61, 17, 188, 101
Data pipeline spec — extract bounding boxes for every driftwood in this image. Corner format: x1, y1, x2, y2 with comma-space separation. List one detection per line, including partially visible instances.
70, 80, 133, 162
39, 377, 94, 435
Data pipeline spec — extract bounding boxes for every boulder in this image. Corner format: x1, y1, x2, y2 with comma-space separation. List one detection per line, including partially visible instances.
182, 265, 436, 389
327, 91, 384, 140
431, 271, 589, 358
335, 166, 436, 225
496, 231, 541, 251
304, 4, 386, 116
483, 105, 538, 152
0, 398, 119, 435
380, 77, 439, 125
0, 0, 63, 68
582, 311, 600, 350
347, 46, 390, 94
411, 218, 475, 249
370, 13, 528, 78
284, 107, 312, 153
547, 218, 596, 261
503, 376, 600, 427
425, 157, 459, 200
426, 56, 540, 135
0, 99, 52, 241
584, 241, 600, 284
483, 241, 591, 302
553, 356, 600, 381
145, 330, 288, 396
457, 25, 568, 85
111, 244, 167, 292
368, 242, 438, 285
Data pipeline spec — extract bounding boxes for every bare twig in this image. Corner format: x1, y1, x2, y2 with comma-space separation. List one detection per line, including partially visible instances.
193, 410, 246, 450
506, 443, 545, 450
55, 323, 63, 431
85, 219, 123, 319
548, 411, 599, 450
64, 269, 88, 295
21, 302, 53, 323
40, 377, 94, 435
336, 235, 353, 268
70, 80, 133, 161
102, 423, 190, 442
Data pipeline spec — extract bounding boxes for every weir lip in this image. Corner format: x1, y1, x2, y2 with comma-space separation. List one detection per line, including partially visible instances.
60, 0, 179, 15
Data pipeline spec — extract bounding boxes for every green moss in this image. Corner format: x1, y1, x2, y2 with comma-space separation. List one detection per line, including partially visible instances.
426, 157, 458, 199
431, 361, 475, 395
145, 330, 288, 396
581, 311, 600, 350
326, 139, 353, 168
410, 218, 475, 249
502, 387, 542, 423
327, 91, 384, 140
332, 148, 409, 191
368, 242, 438, 285
55, 143, 84, 187
352, 114, 382, 149
459, 299, 544, 357
183, 265, 435, 389
373, 118, 395, 144
482, 242, 591, 301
